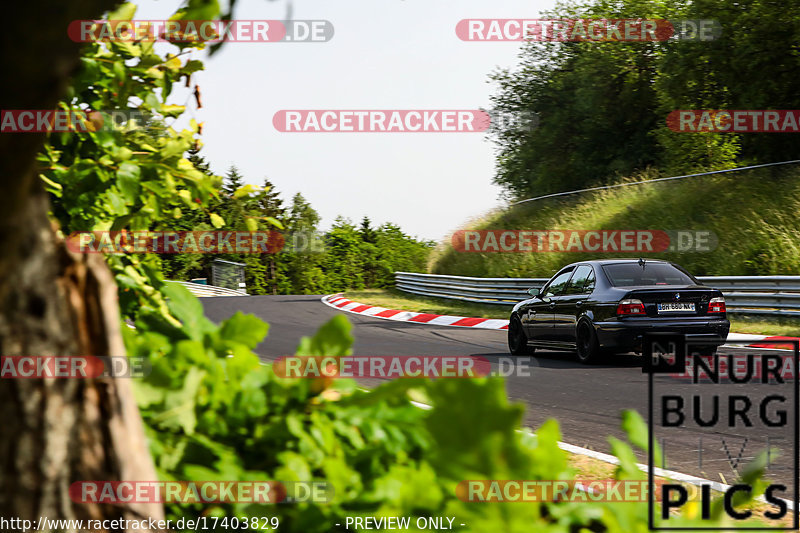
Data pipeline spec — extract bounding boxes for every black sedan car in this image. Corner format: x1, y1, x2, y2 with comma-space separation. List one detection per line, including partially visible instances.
508, 259, 730, 363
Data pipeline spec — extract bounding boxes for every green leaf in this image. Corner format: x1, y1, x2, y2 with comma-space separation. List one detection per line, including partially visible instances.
161, 104, 186, 118
183, 60, 205, 75
245, 217, 258, 232
161, 139, 184, 159
145, 92, 160, 109
209, 213, 224, 228
219, 312, 269, 349
117, 161, 140, 202
621, 409, 662, 467
233, 184, 258, 199
173, 0, 221, 22
264, 216, 284, 229
158, 364, 205, 434
106, 188, 128, 215
115, 147, 133, 161
162, 282, 213, 340
621, 409, 648, 450
113, 61, 127, 84
107, 2, 137, 21
163, 56, 183, 71
609, 436, 645, 480
275, 451, 311, 481
424, 378, 529, 479
295, 315, 353, 357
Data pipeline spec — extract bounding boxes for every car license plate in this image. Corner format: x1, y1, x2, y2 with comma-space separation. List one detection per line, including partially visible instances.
657, 302, 695, 313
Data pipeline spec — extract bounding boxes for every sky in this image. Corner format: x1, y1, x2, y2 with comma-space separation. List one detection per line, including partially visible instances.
134, 0, 557, 242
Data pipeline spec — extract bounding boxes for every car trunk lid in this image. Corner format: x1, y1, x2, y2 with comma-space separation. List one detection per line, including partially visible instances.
624, 286, 722, 317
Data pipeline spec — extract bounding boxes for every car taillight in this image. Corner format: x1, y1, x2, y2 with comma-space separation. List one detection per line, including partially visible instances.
617, 299, 646, 316
708, 296, 726, 314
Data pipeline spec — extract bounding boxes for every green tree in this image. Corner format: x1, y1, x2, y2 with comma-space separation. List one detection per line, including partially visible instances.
222, 165, 246, 196
258, 177, 286, 219
373, 223, 434, 287
287, 192, 320, 232
654, 0, 800, 168
254, 178, 287, 294
283, 193, 327, 293
324, 217, 367, 291
359, 216, 377, 243
490, 0, 665, 198
489, 0, 800, 199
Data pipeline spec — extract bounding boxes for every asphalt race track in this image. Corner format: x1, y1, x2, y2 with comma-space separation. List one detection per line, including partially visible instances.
202, 295, 797, 498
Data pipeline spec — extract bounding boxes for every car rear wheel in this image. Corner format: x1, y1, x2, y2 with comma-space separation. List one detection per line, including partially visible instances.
576, 321, 601, 364
508, 317, 535, 356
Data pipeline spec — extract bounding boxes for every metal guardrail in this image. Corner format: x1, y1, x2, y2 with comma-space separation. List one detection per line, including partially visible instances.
167, 280, 248, 297
395, 272, 800, 316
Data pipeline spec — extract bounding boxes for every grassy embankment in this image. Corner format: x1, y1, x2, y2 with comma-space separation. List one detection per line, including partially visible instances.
432, 166, 800, 278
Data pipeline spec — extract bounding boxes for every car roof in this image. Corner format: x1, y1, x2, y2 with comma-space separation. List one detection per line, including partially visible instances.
550, 259, 675, 276
582, 259, 671, 266
545, 259, 689, 285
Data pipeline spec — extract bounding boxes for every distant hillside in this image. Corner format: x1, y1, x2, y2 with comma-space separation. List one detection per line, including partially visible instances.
431, 166, 800, 278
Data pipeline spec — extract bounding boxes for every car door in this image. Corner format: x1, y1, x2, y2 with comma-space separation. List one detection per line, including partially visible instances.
552, 265, 595, 344
525, 267, 574, 341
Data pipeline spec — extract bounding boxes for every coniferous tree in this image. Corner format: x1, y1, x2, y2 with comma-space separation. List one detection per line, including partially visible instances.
222, 165, 245, 197
257, 179, 286, 295
258, 178, 286, 220
359, 216, 377, 244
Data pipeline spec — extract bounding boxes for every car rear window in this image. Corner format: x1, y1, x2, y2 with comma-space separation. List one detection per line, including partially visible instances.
602, 263, 695, 287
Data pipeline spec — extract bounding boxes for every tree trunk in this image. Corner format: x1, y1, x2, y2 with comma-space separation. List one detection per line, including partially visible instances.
0, 1, 163, 529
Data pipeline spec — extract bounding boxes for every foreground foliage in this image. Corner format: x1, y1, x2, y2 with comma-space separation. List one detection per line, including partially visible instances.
127, 283, 769, 531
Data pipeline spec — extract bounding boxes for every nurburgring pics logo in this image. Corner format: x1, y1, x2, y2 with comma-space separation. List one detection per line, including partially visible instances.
644, 335, 798, 530
456, 19, 720, 42
667, 110, 800, 132
67, 20, 334, 43
452, 230, 717, 253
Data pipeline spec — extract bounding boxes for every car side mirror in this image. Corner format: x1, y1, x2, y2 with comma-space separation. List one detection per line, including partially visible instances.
527, 287, 540, 297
